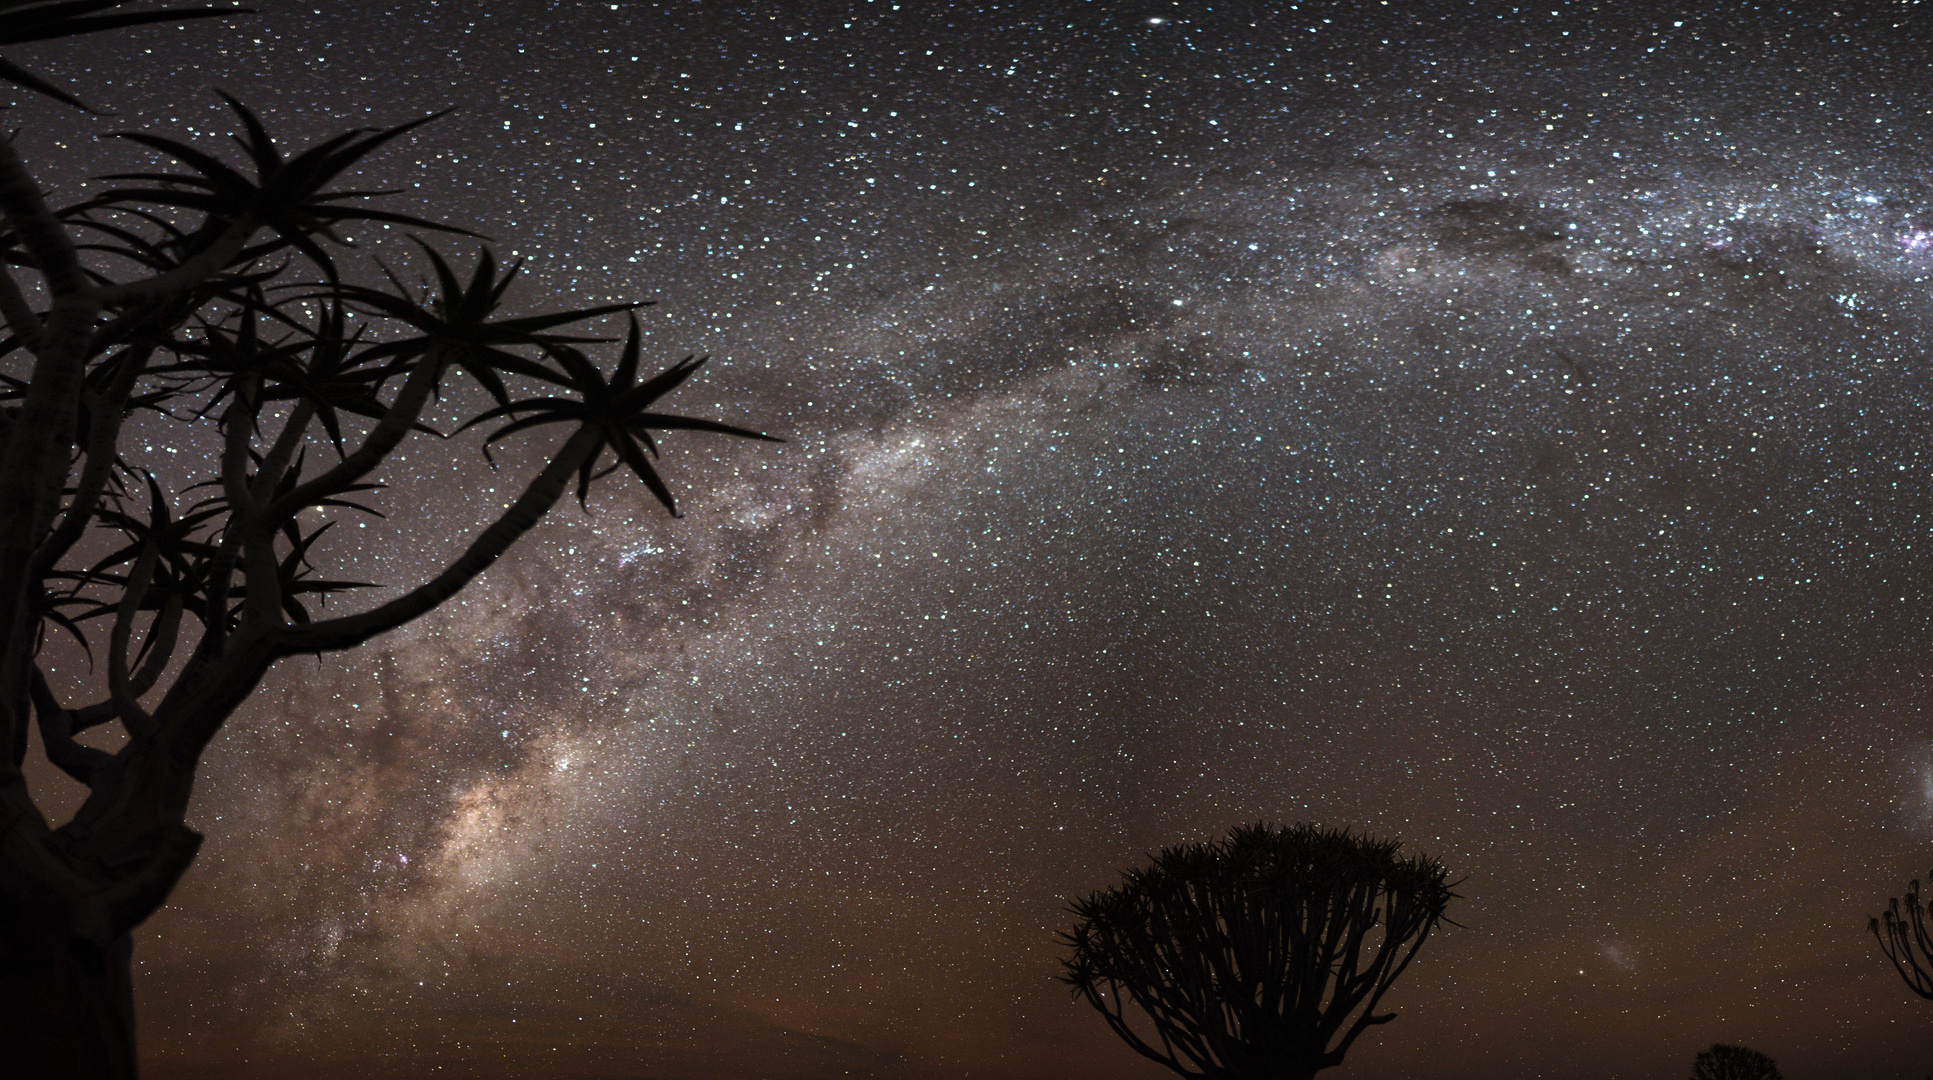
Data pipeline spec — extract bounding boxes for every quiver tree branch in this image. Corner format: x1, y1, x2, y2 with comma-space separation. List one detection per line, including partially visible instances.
0, 131, 96, 548
34, 345, 155, 578
274, 423, 604, 655
249, 396, 316, 505
1872, 874, 1933, 1000
105, 542, 159, 738
261, 339, 451, 523
0, 258, 45, 351
0, 134, 90, 296
89, 216, 256, 309
0, 134, 104, 778
28, 666, 108, 785
0, 2, 246, 113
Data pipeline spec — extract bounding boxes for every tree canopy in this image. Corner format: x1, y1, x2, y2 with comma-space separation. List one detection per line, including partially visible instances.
0, 4, 777, 1076
1059, 822, 1457, 1080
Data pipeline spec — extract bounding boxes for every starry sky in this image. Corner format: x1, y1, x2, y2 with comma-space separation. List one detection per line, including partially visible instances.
20, 1, 1933, 1077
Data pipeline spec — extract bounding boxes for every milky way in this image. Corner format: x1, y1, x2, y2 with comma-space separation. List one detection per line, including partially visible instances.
21, 3, 1933, 1077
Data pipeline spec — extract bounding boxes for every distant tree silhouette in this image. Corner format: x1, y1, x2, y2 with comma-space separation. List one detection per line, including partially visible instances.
1691, 1043, 1782, 1080
0, 4, 778, 1076
1058, 822, 1458, 1080
1872, 872, 1933, 1000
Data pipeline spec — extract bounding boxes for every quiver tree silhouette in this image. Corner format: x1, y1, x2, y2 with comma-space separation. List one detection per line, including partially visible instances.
1872, 873, 1933, 1000
1058, 822, 1458, 1080
1691, 1043, 1782, 1080
0, 5, 779, 1077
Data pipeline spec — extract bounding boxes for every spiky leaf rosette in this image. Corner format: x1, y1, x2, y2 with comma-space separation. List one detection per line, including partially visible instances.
459, 313, 783, 516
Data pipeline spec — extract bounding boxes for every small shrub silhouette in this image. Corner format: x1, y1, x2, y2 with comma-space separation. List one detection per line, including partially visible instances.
1691, 1042, 1781, 1080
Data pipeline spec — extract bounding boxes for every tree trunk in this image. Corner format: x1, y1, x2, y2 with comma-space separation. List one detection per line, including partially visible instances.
0, 904, 139, 1080
0, 763, 203, 1080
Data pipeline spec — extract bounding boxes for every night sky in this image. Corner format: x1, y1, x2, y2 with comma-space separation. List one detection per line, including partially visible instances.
19, 1, 1933, 1077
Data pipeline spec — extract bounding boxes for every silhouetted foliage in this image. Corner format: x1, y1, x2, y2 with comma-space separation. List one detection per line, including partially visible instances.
1872, 872, 1933, 1001
0, 6, 778, 1077
1059, 822, 1457, 1080
1691, 1043, 1782, 1080
0, 0, 239, 110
